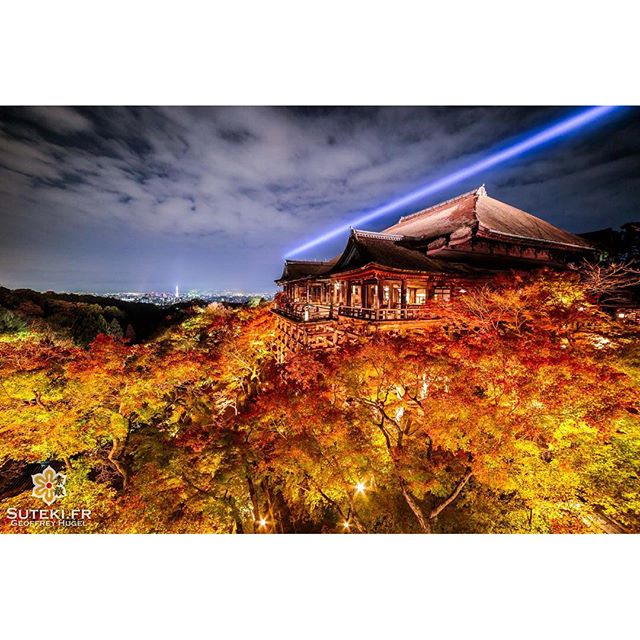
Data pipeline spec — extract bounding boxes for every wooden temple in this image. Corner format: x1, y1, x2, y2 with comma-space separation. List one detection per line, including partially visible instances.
273, 186, 595, 360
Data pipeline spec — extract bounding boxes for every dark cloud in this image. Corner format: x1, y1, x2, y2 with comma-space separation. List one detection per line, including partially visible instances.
0, 106, 638, 293
218, 127, 257, 144
23, 106, 94, 134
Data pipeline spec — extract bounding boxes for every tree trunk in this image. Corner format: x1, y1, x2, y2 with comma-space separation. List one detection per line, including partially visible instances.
108, 437, 129, 488
246, 473, 260, 531
397, 472, 432, 533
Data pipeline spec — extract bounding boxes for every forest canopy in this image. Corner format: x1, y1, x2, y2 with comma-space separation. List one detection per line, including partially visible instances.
1, 270, 639, 533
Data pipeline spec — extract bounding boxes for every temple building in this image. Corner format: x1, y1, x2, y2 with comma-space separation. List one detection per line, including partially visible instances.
273, 186, 595, 360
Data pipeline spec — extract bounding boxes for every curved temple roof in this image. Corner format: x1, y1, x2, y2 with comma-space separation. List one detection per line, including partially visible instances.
277, 186, 594, 283
276, 258, 337, 283
384, 185, 593, 249
329, 230, 488, 276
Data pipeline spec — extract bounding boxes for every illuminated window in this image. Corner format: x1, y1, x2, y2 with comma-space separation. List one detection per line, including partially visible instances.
433, 287, 451, 302
415, 288, 427, 304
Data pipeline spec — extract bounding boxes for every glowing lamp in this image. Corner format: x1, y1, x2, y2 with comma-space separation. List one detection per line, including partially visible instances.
618, 312, 626, 319
355, 482, 366, 494
258, 518, 267, 528
343, 521, 350, 529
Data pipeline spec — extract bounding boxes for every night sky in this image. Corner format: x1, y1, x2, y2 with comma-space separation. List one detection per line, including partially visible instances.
0, 106, 638, 293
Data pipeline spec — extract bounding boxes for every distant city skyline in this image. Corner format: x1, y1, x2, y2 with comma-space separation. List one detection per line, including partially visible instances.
48, 286, 274, 301
99, 288, 273, 307
1, 106, 639, 293
63, 286, 274, 296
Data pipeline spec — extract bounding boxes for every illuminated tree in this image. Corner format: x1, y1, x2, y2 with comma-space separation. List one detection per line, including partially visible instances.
1, 272, 638, 534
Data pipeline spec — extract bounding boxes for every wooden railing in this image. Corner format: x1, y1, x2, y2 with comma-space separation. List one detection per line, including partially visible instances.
273, 303, 333, 322
337, 305, 439, 321
274, 301, 442, 323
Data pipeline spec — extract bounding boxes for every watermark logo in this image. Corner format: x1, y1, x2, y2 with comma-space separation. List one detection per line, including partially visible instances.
31, 465, 66, 506
4, 464, 93, 528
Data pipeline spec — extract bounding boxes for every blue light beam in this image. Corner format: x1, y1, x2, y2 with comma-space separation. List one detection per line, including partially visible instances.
285, 106, 623, 257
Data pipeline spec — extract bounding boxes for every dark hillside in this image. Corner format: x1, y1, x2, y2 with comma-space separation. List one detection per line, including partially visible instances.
0, 286, 205, 343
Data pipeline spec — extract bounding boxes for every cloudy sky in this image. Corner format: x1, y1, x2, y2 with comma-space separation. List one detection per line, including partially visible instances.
0, 106, 638, 293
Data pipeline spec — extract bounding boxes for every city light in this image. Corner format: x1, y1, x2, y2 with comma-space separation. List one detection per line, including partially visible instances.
285, 106, 623, 258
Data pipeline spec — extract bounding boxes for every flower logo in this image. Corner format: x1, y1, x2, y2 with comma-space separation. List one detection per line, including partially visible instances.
31, 466, 67, 506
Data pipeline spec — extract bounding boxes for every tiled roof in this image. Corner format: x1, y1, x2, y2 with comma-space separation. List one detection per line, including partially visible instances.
276, 259, 337, 283
384, 186, 593, 249
276, 187, 594, 283
330, 230, 485, 275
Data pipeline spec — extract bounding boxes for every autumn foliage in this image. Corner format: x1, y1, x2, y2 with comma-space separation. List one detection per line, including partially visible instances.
1, 271, 639, 533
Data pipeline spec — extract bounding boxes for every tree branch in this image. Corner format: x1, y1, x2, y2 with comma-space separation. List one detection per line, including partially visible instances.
429, 469, 473, 520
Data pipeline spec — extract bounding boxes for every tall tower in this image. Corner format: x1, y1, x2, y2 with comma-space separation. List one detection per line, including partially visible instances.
175, 284, 179, 299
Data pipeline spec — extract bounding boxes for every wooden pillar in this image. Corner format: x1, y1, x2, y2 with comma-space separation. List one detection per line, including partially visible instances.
400, 280, 407, 309
346, 282, 352, 307
306, 282, 310, 303
328, 280, 338, 318
377, 278, 384, 308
